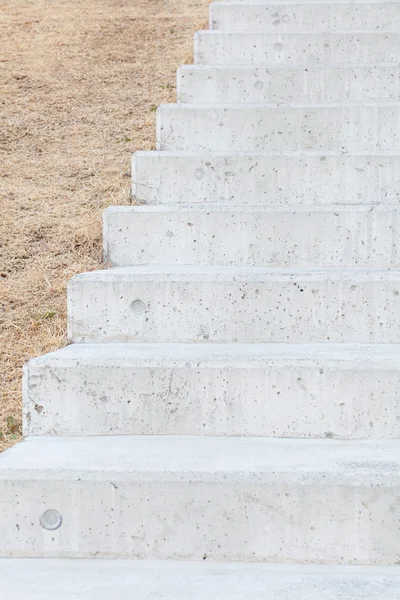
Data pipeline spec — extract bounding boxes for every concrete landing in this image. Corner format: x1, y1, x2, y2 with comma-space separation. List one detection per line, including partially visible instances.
1, 559, 400, 599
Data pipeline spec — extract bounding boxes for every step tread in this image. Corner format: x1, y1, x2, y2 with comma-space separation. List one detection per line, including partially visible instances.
1, 559, 400, 599
135, 149, 400, 156
28, 342, 400, 367
213, 0, 400, 5
215, 0, 400, 4
181, 64, 400, 71
160, 101, 400, 108
106, 203, 400, 213
1, 435, 400, 484
71, 265, 400, 282
197, 29, 400, 35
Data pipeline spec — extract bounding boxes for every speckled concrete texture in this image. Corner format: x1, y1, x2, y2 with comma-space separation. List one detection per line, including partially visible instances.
194, 31, 400, 66
132, 151, 400, 205
178, 65, 400, 104
104, 204, 400, 267
3, 0, 400, 589
157, 104, 400, 152
68, 266, 400, 343
210, 1, 400, 32
1, 435, 400, 562
23, 343, 400, 438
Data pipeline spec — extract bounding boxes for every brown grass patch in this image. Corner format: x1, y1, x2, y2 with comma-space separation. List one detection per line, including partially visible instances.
0, 0, 209, 451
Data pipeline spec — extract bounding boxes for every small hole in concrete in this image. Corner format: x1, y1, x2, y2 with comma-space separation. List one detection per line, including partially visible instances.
195, 168, 205, 180
254, 81, 264, 90
274, 43, 283, 52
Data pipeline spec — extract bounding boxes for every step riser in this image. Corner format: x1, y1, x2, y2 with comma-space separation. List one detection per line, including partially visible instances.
178, 66, 400, 104
1, 473, 398, 562
210, 2, 400, 32
194, 32, 400, 67
132, 152, 400, 205
24, 351, 400, 438
157, 105, 400, 152
68, 275, 400, 343
104, 206, 400, 268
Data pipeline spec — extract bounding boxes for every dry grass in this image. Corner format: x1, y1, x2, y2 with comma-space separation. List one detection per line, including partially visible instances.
0, 0, 209, 451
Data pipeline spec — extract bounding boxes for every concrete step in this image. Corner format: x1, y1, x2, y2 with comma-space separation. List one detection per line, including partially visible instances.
104, 204, 400, 268
1, 435, 400, 562
24, 342, 400, 438
132, 151, 400, 205
194, 31, 400, 67
210, 1, 400, 32
157, 104, 400, 152
213, 0, 400, 2
177, 65, 400, 104
1, 560, 400, 600
68, 266, 400, 343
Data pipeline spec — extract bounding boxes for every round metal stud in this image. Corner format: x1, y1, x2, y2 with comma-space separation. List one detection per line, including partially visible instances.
40, 509, 62, 531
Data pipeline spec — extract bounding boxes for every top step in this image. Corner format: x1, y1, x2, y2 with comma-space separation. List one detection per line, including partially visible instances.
210, 1, 400, 32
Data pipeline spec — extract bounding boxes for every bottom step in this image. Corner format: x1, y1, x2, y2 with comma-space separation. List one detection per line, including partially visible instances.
1, 436, 400, 563
1, 559, 399, 599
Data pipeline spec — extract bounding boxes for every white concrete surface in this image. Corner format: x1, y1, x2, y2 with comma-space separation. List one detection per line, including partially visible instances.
23, 343, 400, 438
213, 0, 400, 2
132, 151, 400, 205
1, 435, 400, 562
68, 266, 400, 343
1, 559, 400, 599
210, 1, 400, 32
104, 204, 400, 268
157, 104, 400, 152
177, 65, 400, 104
6, 0, 400, 577
194, 31, 400, 66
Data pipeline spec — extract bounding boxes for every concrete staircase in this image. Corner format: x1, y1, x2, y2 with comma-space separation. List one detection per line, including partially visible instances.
2, 0, 400, 596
